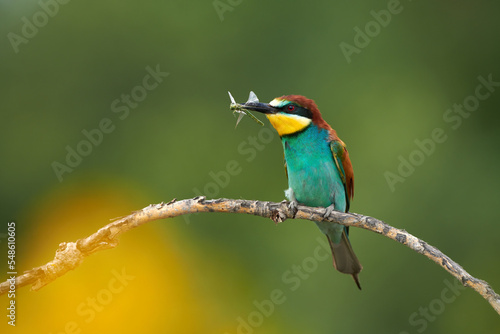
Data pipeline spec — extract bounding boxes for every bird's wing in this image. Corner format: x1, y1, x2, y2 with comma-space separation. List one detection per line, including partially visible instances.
283, 153, 288, 179
330, 139, 354, 212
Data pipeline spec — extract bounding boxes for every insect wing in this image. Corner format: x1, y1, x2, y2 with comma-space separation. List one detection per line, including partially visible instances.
235, 113, 245, 128
247, 91, 259, 103
228, 91, 237, 105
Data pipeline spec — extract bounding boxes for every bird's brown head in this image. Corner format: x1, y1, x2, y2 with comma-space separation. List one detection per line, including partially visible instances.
242, 94, 331, 136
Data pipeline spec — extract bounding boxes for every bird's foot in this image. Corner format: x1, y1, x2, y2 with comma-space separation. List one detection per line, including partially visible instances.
323, 204, 335, 219
288, 199, 298, 218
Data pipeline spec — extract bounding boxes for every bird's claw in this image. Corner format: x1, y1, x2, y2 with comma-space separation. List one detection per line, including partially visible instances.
288, 200, 298, 218
323, 204, 335, 219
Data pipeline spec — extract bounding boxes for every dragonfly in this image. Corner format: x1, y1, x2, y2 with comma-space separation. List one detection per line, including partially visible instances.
228, 91, 265, 128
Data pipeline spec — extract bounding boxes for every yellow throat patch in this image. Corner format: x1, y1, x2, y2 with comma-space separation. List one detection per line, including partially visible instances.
266, 113, 312, 136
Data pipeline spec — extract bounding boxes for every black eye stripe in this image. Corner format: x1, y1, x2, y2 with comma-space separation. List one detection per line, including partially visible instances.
282, 103, 312, 119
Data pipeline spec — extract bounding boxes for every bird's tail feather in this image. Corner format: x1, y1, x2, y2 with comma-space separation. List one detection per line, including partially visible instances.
327, 230, 363, 290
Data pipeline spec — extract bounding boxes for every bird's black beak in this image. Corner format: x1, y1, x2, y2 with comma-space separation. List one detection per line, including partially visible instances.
241, 102, 278, 114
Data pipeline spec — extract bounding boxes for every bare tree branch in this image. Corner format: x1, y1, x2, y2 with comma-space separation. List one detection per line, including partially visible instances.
1, 197, 499, 315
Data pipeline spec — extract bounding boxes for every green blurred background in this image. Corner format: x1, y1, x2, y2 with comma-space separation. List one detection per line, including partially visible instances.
1, 0, 499, 333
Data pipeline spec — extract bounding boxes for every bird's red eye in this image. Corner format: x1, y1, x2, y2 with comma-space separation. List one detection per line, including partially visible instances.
287, 105, 295, 112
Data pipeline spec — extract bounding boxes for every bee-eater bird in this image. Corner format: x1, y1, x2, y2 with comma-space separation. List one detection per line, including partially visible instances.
243, 95, 363, 289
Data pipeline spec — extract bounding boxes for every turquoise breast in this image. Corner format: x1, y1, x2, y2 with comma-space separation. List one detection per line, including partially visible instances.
281, 125, 347, 212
